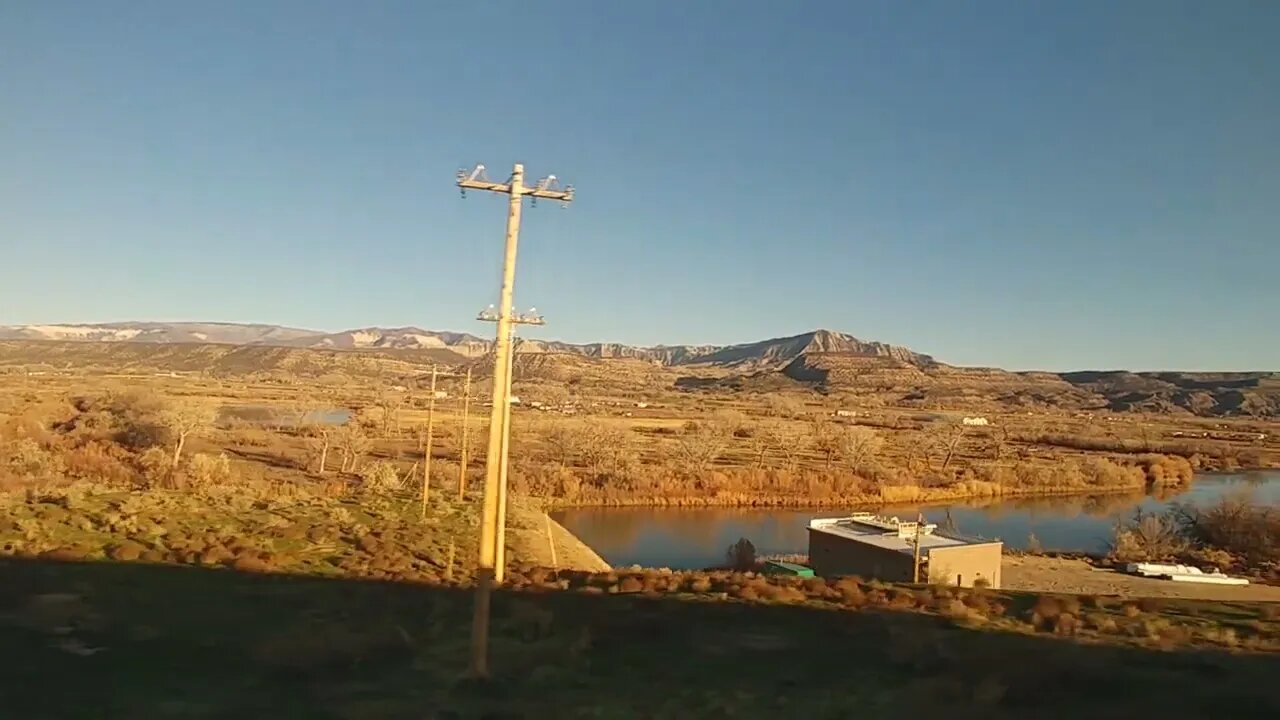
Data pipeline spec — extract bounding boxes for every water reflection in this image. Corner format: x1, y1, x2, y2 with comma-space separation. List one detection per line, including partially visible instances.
553, 472, 1280, 570
218, 405, 352, 426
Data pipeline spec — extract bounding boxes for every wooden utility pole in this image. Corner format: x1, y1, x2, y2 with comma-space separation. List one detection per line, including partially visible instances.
457, 162, 573, 678
494, 328, 517, 580
420, 366, 438, 519
912, 513, 925, 584
457, 368, 472, 502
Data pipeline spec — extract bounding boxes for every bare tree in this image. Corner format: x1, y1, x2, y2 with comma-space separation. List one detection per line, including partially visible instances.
839, 426, 885, 472
900, 431, 931, 473
940, 424, 967, 471
766, 395, 805, 419
159, 401, 216, 469
544, 421, 583, 469
675, 420, 731, 474
576, 424, 629, 477
539, 384, 570, 409
375, 389, 405, 438
809, 419, 842, 470
762, 422, 803, 471
747, 424, 773, 468
286, 393, 313, 431
312, 426, 333, 474
335, 424, 372, 473
713, 409, 748, 436
990, 424, 1011, 461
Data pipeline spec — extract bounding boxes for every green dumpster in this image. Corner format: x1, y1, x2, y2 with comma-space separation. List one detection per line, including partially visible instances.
762, 560, 815, 578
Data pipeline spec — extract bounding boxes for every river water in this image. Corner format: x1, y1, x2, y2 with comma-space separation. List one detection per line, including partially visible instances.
218, 405, 352, 426
552, 471, 1280, 570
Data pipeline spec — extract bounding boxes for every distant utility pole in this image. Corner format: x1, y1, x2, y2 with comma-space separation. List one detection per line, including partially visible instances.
457, 162, 573, 679
420, 366, 438, 519
457, 368, 473, 501
478, 306, 545, 582
912, 513, 925, 584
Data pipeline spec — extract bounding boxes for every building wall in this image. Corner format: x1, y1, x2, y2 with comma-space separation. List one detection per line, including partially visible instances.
925, 543, 1002, 589
808, 530, 1003, 588
807, 530, 916, 582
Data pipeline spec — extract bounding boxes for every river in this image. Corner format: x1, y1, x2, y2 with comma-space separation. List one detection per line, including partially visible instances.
552, 471, 1280, 570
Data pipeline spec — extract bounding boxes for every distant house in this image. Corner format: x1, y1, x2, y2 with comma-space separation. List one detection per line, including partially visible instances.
431, 390, 449, 399
961, 417, 989, 426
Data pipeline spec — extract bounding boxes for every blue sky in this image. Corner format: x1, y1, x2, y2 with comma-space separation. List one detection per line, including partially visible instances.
2, 1, 1277, 371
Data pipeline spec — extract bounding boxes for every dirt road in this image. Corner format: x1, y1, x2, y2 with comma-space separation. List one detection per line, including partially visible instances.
1003, 555, 1280, 601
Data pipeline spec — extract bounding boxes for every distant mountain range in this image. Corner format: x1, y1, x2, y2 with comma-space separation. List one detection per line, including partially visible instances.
1, 322, 1275, 417
0, 322, 932, 369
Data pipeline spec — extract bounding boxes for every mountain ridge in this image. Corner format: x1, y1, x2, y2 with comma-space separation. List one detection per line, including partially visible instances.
0, 322, 927, 370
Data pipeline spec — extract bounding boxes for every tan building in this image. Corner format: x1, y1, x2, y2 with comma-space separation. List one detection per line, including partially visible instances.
807, 514, 1002, 589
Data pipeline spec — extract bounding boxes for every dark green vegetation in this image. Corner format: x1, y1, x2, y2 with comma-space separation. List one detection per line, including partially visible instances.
2, 558, 1278, 719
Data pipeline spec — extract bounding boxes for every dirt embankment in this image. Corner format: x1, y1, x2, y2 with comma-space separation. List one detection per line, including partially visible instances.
1003, 555, 1280, 602
506, 498, 610, 572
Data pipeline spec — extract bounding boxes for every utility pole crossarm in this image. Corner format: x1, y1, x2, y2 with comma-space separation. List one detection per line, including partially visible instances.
456, 164, 574, 203
523, 187, 574, 202
458, 178, 513, 194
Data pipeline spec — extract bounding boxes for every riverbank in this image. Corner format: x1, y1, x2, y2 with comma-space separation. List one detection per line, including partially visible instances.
1003, 555, 1280, 602
544, 478, 1166, 510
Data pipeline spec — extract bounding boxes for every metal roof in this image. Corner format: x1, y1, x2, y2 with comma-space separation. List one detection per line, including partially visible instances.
808, 515, 999, 556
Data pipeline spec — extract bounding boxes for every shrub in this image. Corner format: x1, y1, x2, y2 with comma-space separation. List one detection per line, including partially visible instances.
1058, 596, 1082, 616
1085, 613, 1119, 633
1053, 613, 1078, 636
2, 438, 64, 479
1029, 596, 1063, 630
837, 584, 866, 608
137, 447, 173, 488
186, 453, 232, 489
725, 537, 757, 571
359, 461, 402, 493
1109, 509, 1188, 561
1172, 495, 1280, 567
61, 441, 135, 484
1137, 597, 1163, 613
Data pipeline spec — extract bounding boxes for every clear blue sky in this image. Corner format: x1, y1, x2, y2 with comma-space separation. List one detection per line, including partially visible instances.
2, 1, 1277, 371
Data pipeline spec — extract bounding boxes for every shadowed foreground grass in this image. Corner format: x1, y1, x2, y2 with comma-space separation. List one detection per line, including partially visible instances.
1, 558, 1278, 719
